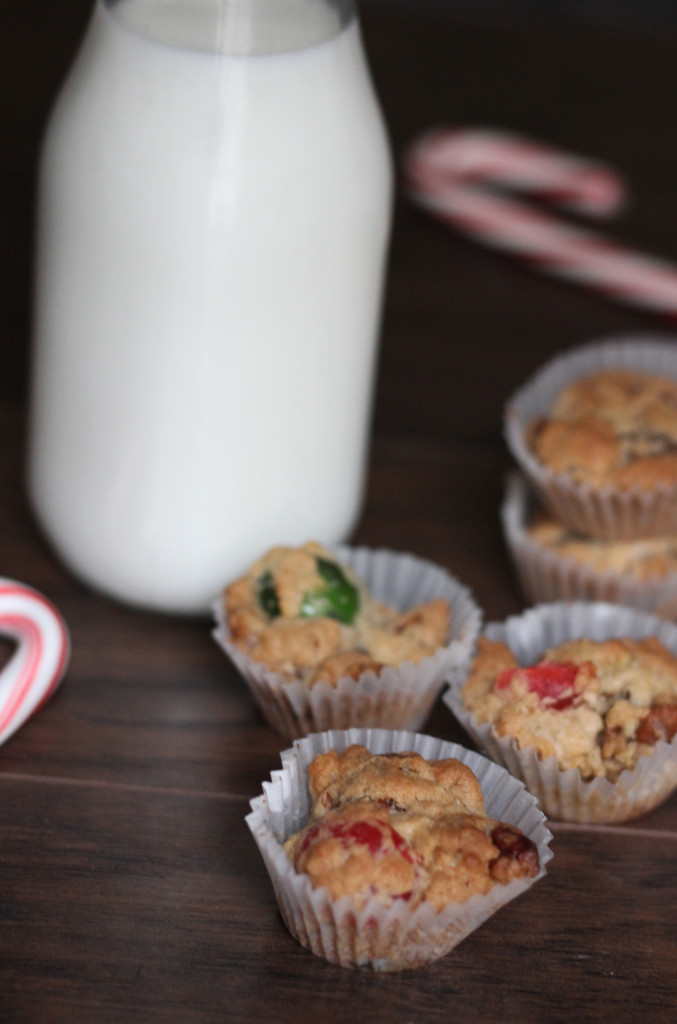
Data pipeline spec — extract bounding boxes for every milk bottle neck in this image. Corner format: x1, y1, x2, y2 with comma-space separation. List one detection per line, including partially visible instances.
102, 0, 357, 55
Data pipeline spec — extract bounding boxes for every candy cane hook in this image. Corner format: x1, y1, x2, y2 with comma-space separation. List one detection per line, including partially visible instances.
404, 127, 677, 319
0, 580, 70, 746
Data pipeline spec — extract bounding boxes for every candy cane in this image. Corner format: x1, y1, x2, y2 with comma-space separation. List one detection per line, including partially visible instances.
0, 579, 70, 746
403, 127, 677, 318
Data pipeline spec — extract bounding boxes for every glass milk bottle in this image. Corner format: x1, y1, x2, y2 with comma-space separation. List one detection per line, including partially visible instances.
28, 0, 393, 615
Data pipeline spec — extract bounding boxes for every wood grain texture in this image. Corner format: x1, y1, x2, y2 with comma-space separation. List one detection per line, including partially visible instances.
1, 3, 677, 1021
1, 778, 676, 1024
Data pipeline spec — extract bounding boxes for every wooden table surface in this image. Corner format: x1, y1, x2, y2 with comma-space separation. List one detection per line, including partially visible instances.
3, 3, 677, 1022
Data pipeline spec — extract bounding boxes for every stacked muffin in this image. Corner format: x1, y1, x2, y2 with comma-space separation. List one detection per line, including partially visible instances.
442, 335, 677, 825
502, 335, 677, 616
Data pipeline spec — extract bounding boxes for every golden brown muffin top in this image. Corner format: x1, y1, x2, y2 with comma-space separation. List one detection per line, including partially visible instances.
528, 510, 677, 580
224, 542, 449, 686
530, 369, 677, 490
462, 635, 677, 780
284, 745, 539, 910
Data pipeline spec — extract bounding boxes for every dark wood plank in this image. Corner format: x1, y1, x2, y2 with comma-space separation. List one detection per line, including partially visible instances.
1, 779, 676, 1024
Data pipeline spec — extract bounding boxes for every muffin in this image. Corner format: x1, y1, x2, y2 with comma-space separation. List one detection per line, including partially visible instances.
224, 541, 450, 686
502, 471, 677, 618
285, 745, 541, 908
246, 728, 552, 970
444, 601, 677, 822
531, 368, 677, 491
213, 543, 481, 739
463, 635, 677, 780
505, 334, 677, 539
527, 512, 677, 580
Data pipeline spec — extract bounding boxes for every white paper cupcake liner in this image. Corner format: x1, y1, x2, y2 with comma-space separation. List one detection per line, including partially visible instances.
505, 334, 677, 540
444, 601, 677, 823
246, 728, 553, 971
213, 545, 481, 739
502, 470, 677, 620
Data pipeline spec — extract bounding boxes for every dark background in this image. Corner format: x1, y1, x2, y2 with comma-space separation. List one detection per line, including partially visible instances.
4, 0, 677, 442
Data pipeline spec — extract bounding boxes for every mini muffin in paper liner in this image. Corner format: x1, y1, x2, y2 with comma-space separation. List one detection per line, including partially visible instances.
502, 470, 677, 620
245, 727, 553, 971
212, 545, 481, 739
444, 601, 677, 823
504, 334, 677, 540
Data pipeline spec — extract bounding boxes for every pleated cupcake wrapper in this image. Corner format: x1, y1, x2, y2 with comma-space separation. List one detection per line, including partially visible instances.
213, 545, 481, 739
502, 470, 677, 620
246, 728, 553, 971
505, 334, 677, 540
444, 601, 677, 823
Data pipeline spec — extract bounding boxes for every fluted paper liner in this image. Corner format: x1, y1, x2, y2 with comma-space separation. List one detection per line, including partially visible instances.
505, 334, 677, 540
502, 470, 677, 620
246, 728, 553, 971
444, 601, 677, 822
213, 546, 481, 739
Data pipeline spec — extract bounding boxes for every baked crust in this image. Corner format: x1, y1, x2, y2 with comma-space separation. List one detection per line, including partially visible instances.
527, 510, 677, 581
530, 369, 677, 490
463, 635, 677, 780
284, 746, 539, 910
224, 542, 450, 686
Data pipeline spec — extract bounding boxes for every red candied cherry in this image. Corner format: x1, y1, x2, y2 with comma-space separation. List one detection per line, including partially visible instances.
293, 810, 423, 905
297, 817, 395, 856
495, 659, 592, 711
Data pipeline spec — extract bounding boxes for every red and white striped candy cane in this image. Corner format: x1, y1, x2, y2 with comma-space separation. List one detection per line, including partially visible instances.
403, 127, 677, 318
0, 579, 70, 746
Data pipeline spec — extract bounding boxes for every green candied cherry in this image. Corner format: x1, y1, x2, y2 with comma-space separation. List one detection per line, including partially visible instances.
255, 556, 360, 625
299, 556, 360, 625
256, 570, 281, 619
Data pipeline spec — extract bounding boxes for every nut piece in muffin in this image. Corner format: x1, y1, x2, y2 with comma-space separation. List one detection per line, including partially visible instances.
284, 745, 540, 910
462, 635, 677, 781
224, 542, 450, 687
528, 509, 677, 581
529, 369, 677, 490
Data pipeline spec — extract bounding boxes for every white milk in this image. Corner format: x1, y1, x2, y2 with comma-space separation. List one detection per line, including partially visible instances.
28, 0, 392, 614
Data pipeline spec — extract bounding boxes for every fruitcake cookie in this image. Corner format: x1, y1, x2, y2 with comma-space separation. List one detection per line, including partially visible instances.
224, 542, 450, 687
246, 729, 552, 970
501, 471, 677, 618
527, 511, 677, 581
529, 368, 677, 491
504, 336, 677, 540
445, 602, 677, 822
214, 544, 480, 738
462, 634, 677, 782
284, 745, 540, 910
